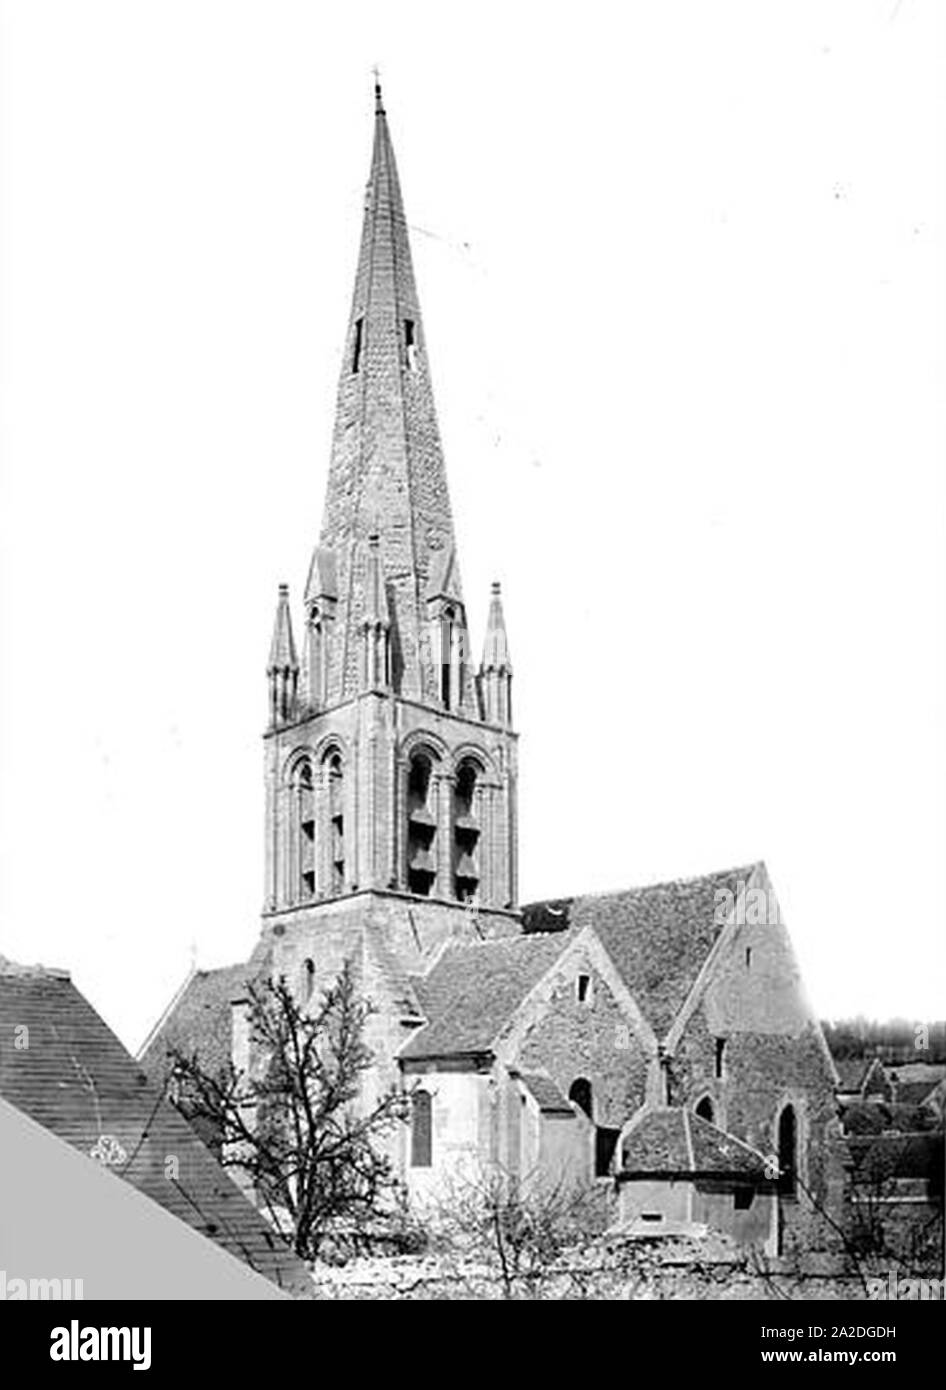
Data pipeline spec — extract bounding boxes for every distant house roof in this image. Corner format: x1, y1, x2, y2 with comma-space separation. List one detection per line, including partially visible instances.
0, 963, 308, 1294
518, 1072, 574, 1114
847, 1132, 944, 1186
138, 962, 259, 1085
862, 1057, 893, 1100
522, 865, 756, 1037
620, 1106, 770, 1180
400, 933, 572, 1060
888, 1063, 946, 1106
833, 1057, 871, 1094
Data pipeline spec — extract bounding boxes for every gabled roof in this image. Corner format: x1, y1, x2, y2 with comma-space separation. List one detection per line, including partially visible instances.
0, 965, 308, 1294
522, 865, 756, 1037
400, 932, 572, 1061
518, 1072, 574, 1115
833, 1056, 872, 1094
888, 1062, 946, 1105
138, 961, 258, 1084
620, 1106, 770, 1179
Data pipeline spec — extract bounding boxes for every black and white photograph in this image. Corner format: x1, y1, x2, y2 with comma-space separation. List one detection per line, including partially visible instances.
0, 0, 943, 1364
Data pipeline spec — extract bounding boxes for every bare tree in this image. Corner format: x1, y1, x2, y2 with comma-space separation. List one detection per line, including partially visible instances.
432, 1164, 621, 1299
168, 959, 408, 1260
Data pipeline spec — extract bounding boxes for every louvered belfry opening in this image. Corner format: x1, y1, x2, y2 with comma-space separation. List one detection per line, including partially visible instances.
298, 760, 316, 901
452, 760, 480, 903
327, 752, 345, 893
407, 752, 436, 896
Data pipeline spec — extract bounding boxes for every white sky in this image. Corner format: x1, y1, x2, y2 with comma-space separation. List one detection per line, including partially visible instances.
1, 1, 944, 1051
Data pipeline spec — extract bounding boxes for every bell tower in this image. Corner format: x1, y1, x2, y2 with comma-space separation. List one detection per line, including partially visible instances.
262, 84, 518, 949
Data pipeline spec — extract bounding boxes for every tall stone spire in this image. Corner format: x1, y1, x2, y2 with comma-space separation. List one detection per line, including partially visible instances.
262, 84, 518, 921
312, 82, 468, 709
480, 581, 513, 726
267, 583, 299, 726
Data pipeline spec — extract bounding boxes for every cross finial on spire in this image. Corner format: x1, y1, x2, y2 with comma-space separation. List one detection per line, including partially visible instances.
372, 66, 384, 114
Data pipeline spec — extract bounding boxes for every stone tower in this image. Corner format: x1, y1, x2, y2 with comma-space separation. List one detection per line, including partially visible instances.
259, 85, 519, 1086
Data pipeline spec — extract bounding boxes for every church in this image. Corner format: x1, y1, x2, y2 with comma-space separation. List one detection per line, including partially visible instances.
140, 85, 841, 1255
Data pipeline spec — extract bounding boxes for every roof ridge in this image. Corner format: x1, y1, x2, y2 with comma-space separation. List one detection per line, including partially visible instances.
523, 862, 763, 909
0, 954, 70, 980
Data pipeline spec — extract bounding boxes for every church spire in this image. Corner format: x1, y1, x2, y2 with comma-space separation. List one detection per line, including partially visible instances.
312, 84, 470, 710
267, 584, 299, 726
480, 582, 513, 726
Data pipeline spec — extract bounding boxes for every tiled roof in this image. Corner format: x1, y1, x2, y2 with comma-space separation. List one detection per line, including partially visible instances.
138, 961, 258, 1085
399, 932, 572, 1060
888, 1063, 946, 1106
519, 1072, 573, 1114
522, 865, 757, 1037
832, 1057, 871, 1093
620, 1106, 769, 1178
0, 969, 308, 1294
847, 1132, 944, 1184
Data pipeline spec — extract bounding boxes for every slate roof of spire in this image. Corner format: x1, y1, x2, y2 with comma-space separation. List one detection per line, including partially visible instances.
267, 583, 298, 672
315, 86, 467, 706
481, 581, 512, 671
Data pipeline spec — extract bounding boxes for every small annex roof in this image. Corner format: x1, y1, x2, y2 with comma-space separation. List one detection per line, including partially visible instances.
518, 1072, 574, 1115
619, 1106, 770, 1180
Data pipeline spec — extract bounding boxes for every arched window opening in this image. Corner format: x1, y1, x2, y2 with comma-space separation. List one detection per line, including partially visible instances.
777, 1105, 798, 1199
411, 1089, 432, 1168
407, 752, 437, 897
405, 318, 417, 371
300, 957, 315, 1004
569, 1078, 593, 1121
326, 752, 345, 894
452, 760, 480, 903
695, 1095, 715, 1124
297, 760, 316, 900
440, 607, 459, 709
